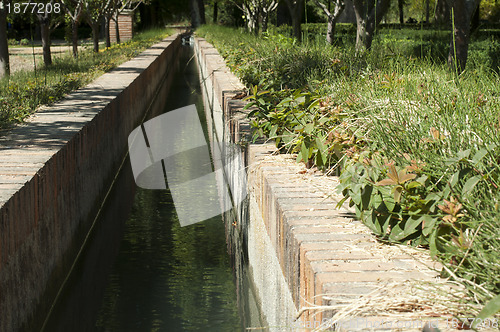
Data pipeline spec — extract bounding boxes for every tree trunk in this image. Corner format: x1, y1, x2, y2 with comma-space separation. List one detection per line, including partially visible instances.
91, 23, 99, 52
435, 0, 450, 26
314, 0, 345, 45
114, 15, 120, 44
39, 18, 52, 66
72, 20, 79, 58
352, 0, 390, 52
0, 2, 9, 77
285, 0, 304, 41
190, 0, 202, 28
470, 2, 480, 32
327, 16, 336, 44
425, 0, 430, 23
262, 12, 269, 32
398, 0, 404, 25
105, 16, 111, 48
447, 0, 479, 72
213, 1, 218, 23
198, 0, 206, 24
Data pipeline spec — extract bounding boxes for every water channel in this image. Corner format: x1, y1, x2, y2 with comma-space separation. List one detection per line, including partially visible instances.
42, 40, 261, 332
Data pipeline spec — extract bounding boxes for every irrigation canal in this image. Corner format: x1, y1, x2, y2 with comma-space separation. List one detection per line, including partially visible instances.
41, 40, 258, 332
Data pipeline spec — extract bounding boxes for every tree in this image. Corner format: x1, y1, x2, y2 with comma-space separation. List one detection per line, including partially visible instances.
61, 0, 84, 58
213, 0, 218, 23
190, 0, 205, 28
261, 0, 278, 32
314, 0, 345, 44
0, 0, 9, 77
36, 0, 62, 66
352, 0, 391, 52
82, 0, 106, 52
284, 0, 305, 41
446, 0, 481, 72
233, 0, 278, 34
398, 0, 404, 25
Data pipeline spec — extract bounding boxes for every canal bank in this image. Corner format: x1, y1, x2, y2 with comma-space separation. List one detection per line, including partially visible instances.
0, 33, 183, 331
195, 37, 444, 331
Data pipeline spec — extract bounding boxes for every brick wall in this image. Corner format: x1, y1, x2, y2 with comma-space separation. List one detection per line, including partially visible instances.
0, 34, 182, 332
110, 10, 134, 43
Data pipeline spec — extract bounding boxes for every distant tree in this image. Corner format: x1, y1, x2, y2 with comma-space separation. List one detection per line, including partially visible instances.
82, 0, 105, 52
446, 0, 481, 72
213, 0, 218, 22
425, 0, 430, 22
284, 0, 305, 41
36, 0, 63, 66
235, 0, 278, 33
352, 0, 391, 52
261, 0, 278, 31
398, 0, 404, 25
435, 0, 450, 25
61, 0, 84, 58
314, 0, 345, 44
0, 0, 9, 77
190, 0, 205, 27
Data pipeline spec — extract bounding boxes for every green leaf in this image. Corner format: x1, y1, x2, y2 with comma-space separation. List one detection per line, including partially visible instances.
471, 148, 488, 166
474, 294, 500, 328
393, 186, 403, 203
350, 184, 362, 205
422, 215, 438, 236
296, 151, 303, 163
384, 197, 396, 212
301, 141, 309, 164
304, 123, 314, 135
462, 175, 482, 196
406, 181, 422, 189
269, 124, 278, 138
361, 185, 373, 210
450, 171, 460, 188
457, 149, 471, 160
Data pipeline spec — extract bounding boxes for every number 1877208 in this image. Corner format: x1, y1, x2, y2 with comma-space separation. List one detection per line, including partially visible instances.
6, 2, 61, 15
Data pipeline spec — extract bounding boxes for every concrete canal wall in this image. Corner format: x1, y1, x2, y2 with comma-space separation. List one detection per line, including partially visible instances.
195, 37, 442, 331
0, 33, 183, 332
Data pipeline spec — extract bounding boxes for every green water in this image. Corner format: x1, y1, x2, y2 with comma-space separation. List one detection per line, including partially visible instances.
95, 188, 242, 331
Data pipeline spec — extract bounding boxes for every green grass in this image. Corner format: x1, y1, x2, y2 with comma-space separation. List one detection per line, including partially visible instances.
197, 24, 500, 318
0, 28, 174, 130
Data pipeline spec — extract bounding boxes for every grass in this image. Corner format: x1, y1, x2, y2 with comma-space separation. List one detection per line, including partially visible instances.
0, 28, 174, 130
197, 24, 500, 319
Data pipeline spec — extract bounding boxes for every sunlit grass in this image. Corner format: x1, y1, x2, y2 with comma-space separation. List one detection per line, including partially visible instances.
0, 28, 174, 130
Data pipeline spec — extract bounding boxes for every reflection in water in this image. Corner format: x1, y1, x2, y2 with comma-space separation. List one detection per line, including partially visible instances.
95, 45, 242, 331
95, 189, 241, 331
43, 44, 244, 331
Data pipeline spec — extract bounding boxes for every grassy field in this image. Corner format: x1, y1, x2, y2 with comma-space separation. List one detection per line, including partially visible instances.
0, 28, 174, 131
197, 24, 500, 319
